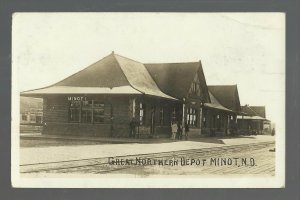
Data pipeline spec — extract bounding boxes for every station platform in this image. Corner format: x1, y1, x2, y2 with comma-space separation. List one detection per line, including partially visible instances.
21, 133, 175, 144
19, 134, 275, 165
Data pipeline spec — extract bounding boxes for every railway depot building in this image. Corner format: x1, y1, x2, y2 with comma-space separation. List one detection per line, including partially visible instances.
204, 85, 241, 136
237, 105, 271, 135
144, 66, 240, 137
21, 52, 242, 138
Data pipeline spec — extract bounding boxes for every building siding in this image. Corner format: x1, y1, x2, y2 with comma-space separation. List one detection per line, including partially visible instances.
42, 94, 177, 137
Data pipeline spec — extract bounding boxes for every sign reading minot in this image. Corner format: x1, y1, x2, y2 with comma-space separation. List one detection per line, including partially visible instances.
12, 13, 285, 188
67, 96, 87, 101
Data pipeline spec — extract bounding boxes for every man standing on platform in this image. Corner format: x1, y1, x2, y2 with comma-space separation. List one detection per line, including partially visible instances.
171, 121, 177, 140
129, 118, 136, 138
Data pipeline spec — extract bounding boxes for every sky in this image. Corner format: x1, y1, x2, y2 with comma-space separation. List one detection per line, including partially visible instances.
12, 12, 285, 131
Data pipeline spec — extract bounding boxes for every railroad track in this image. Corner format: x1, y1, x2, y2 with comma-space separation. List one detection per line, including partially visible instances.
20, 141, 274, 174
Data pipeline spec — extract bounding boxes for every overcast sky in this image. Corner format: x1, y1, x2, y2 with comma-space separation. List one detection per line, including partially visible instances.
12, 13, 285, 130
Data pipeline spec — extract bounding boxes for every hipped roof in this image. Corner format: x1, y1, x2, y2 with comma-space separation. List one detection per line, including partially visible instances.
21, 53, 176, 100
22, 86, 141, 95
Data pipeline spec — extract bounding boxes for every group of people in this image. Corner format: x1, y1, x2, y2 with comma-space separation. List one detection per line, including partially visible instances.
129, 117, 190, 140
171, 121, 189, 140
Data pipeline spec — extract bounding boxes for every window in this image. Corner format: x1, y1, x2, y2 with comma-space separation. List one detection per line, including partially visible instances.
191, 82, 196, 93
30, 115, 36, 122
159, 107, 164, 125
81, 100, 93, 123
187, 108, 197, 126
22, 114, 27, 121
139, 103, 146, 125
69, 101, 81, 122
191, 81, 199, 94
36, 116, 42, 124
93, 101, 105, 123
69, 100, 105, 123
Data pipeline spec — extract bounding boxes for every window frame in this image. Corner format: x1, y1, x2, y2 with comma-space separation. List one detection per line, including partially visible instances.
69, 100, 81, 123
187, 107, 198, 127
93, 101, 105, 123
139, 103, 146, 125
68, 100, 105, 124
81, 100, 93, 123
22, 114, 27, 121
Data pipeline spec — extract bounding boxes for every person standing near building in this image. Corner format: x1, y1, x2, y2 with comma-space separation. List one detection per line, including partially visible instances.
271, 128, 275, 136
184, 123, 189, 140
171, 121, 177, 140
129, 118, 136, 138
177, 121, 182, 140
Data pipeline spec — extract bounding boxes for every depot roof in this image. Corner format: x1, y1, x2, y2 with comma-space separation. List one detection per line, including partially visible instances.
204, 91, 235, 113
208, 85, 241, 113
21, 53, 177, 100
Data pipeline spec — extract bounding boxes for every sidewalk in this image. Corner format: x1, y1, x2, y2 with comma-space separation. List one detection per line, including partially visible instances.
20, 135, 275, 165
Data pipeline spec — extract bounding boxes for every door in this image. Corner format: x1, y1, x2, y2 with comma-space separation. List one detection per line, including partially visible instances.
36, 116, 42, 124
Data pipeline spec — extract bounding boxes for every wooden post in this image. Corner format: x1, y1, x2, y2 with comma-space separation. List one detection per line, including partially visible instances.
182, 103, 185, 137
227, 114, 230, 135
91, 100, 94, 123
132, 98, 138, 137
79, 100, 82, 123
199, 105, 203, 135
132, 98, 136, 118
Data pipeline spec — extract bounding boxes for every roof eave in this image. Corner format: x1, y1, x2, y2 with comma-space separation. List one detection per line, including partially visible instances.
204, 103, 236, 113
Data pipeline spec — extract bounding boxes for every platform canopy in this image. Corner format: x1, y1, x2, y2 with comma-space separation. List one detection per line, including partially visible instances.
237, 115, 270, 121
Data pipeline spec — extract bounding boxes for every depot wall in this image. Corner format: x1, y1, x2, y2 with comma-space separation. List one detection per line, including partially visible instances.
42, 94, 176, 138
